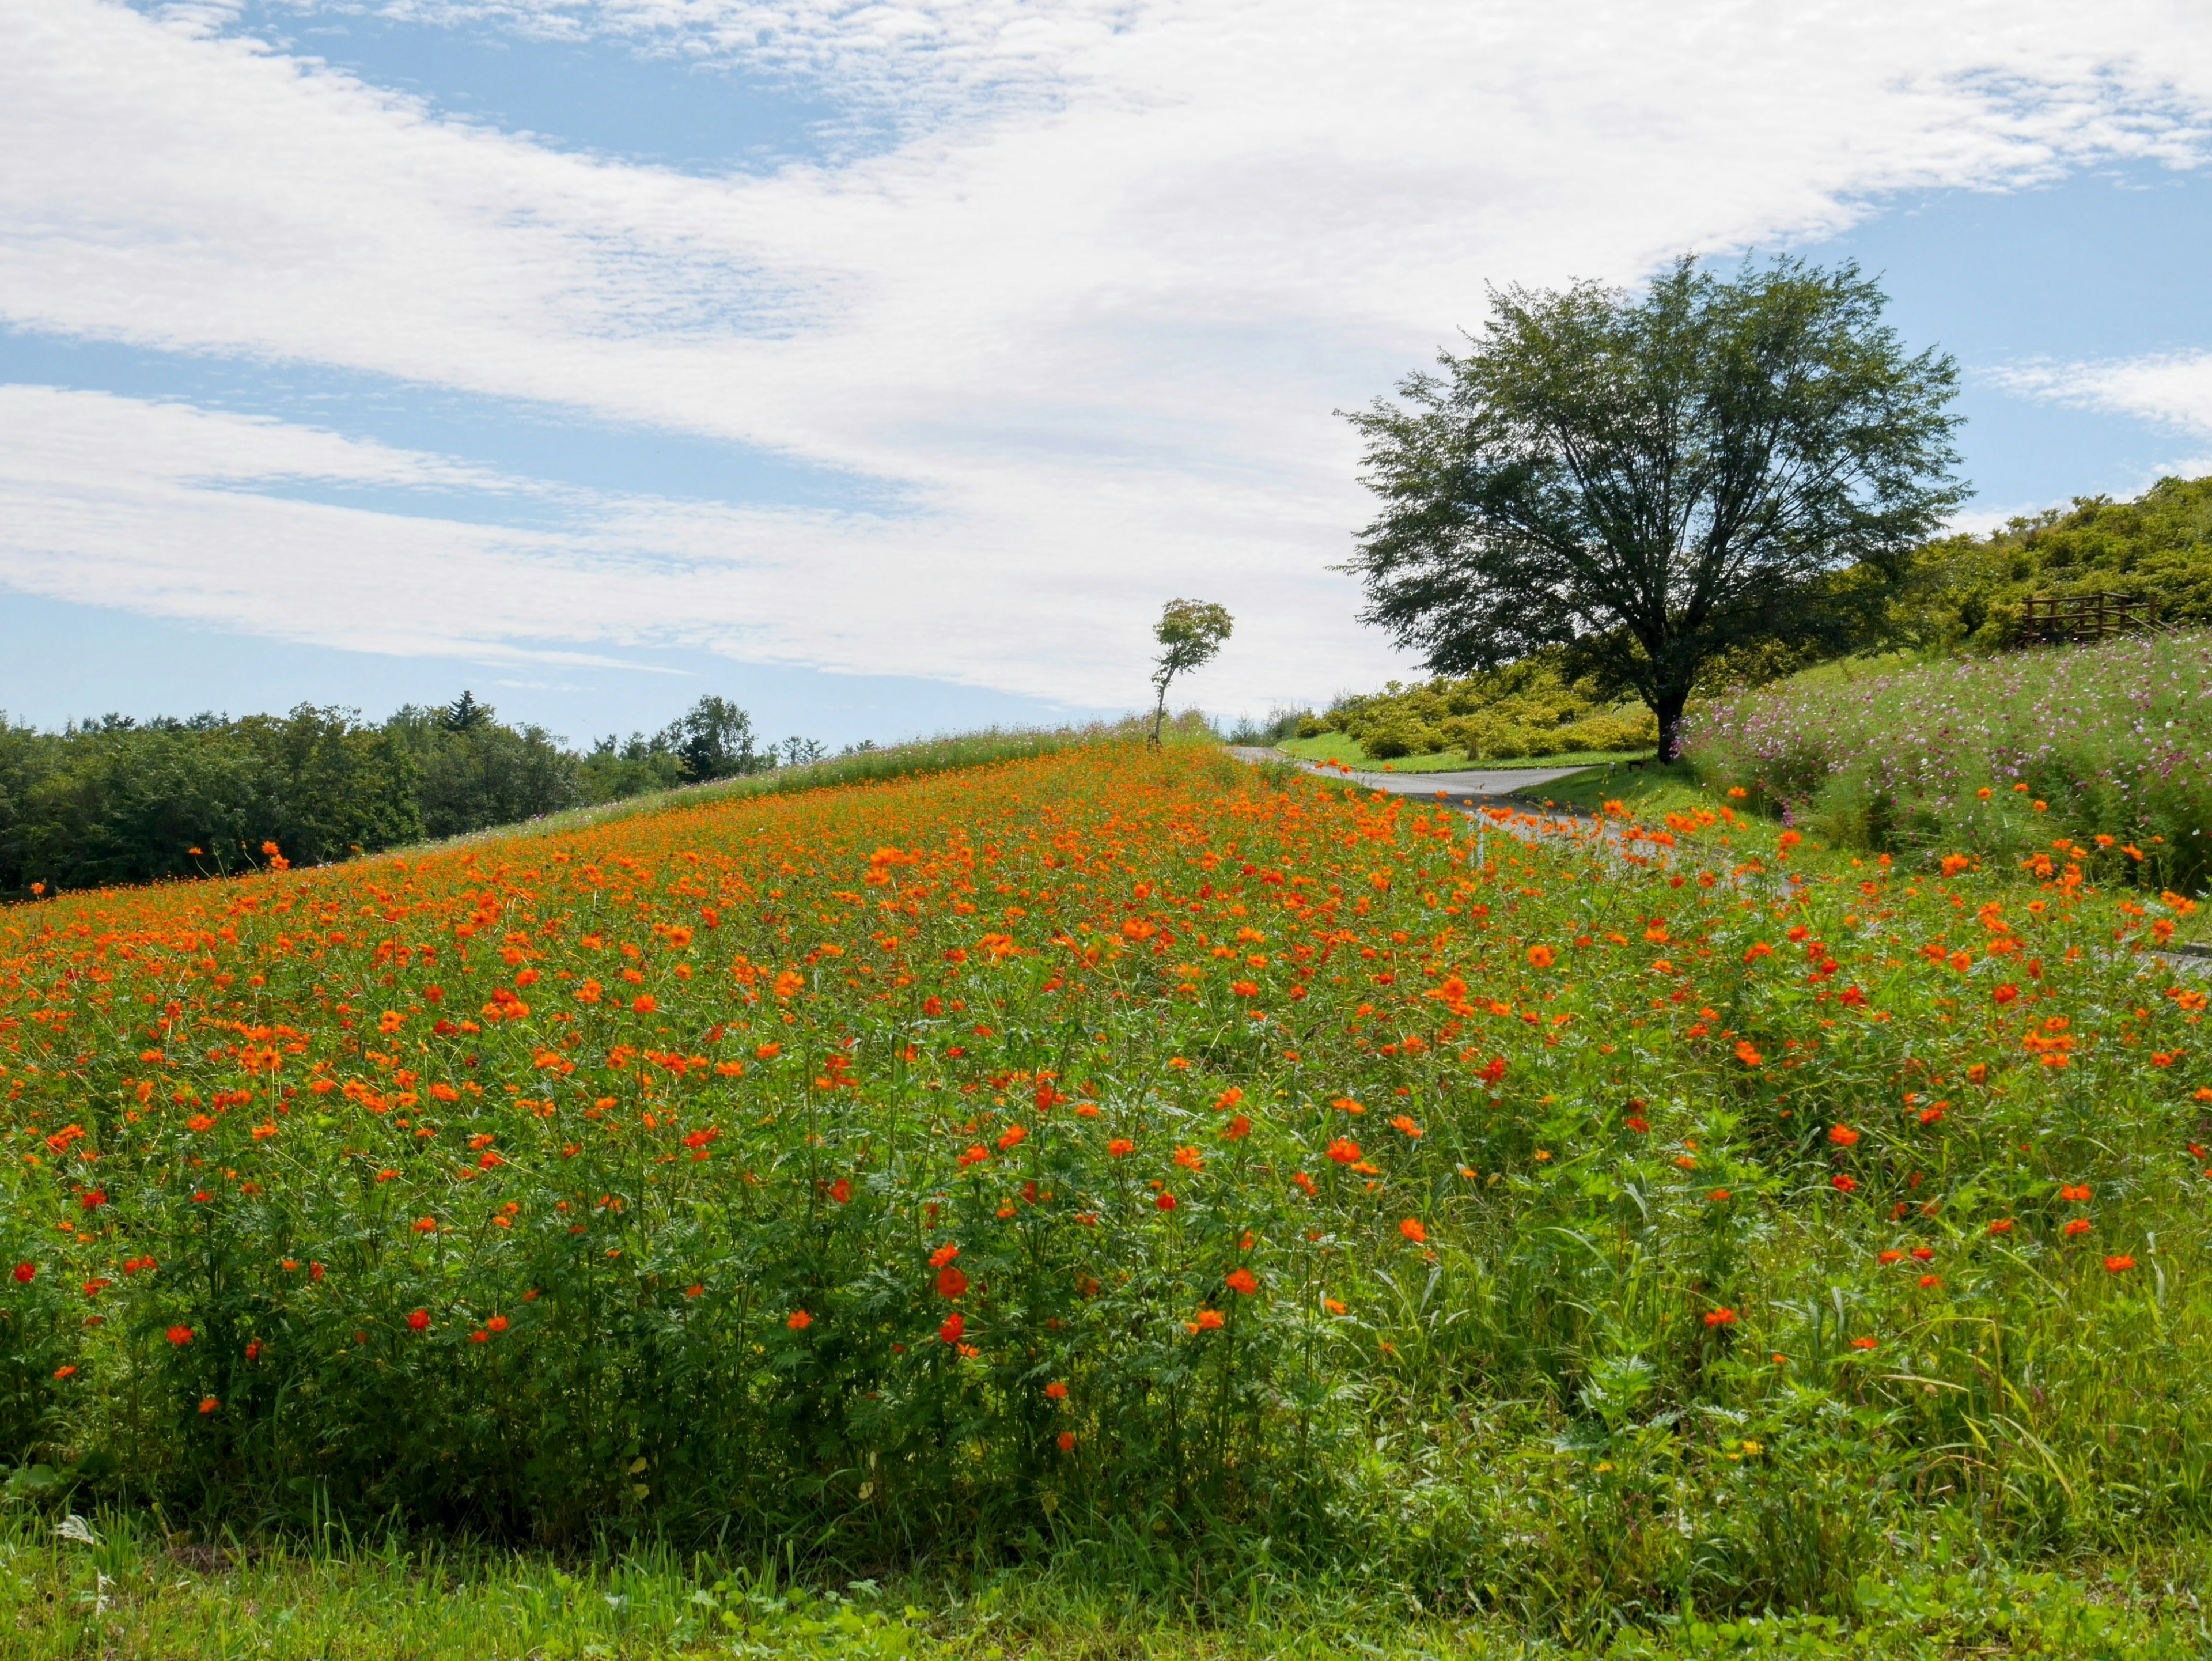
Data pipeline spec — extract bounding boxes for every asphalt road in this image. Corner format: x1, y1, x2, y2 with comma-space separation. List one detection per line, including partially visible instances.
1226, 747, 1597, 805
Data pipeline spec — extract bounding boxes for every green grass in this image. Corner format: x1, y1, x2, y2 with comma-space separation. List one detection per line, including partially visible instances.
6, 1513, 2210, 1659
1277, 732, 1655, 773
1508, 757, 1721, 820
1762, 647, 1935, 690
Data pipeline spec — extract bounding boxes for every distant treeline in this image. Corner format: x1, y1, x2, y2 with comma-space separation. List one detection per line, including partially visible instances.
0, 693, 833, 896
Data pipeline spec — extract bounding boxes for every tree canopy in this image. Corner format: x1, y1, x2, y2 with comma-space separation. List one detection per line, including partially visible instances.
1341, 256, 1966, 756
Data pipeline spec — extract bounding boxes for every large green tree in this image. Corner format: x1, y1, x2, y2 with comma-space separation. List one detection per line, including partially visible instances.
1342, 256, 1967, 758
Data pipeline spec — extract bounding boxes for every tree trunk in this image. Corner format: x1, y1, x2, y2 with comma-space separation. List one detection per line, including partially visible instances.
1653, 685, 1690, 763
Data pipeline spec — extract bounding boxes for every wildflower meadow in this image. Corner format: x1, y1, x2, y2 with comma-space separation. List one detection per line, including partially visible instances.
1683, 628, 2212, 890
2, 737, 2209, 1646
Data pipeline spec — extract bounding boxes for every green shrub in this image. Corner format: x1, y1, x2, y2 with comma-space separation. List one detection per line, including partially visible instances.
1328, 659, 1654, 762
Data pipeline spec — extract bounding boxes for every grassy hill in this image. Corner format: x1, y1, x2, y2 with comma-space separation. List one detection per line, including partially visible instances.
5, 729, 2209, 1655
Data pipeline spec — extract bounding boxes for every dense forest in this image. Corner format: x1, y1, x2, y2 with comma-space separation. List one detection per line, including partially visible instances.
0, 693, 830, 896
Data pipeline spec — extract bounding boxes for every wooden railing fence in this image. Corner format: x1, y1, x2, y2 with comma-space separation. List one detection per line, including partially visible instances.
2020, 591, 2154, 645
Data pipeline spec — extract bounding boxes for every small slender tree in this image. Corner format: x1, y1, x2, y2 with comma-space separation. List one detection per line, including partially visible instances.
1148, 600, 1233, 749
1341, 256, 1965, 759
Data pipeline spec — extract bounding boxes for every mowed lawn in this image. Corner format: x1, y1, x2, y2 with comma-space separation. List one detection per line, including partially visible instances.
3, 736, 2209, 1656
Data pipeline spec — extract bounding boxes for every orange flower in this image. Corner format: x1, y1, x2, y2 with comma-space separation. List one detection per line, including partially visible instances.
1827, 1124, 1859, 1148
936, 1265, 968, 1299
2062, 1217, 2092, 1237
1043, 1380, 1069, 1399
929, 1243, 960, 1269
787, 1309, 813, 1330
406, 1309, 429, 1331
938, 1312, 964, 1345
1325, 1137, 1361, 1164
1156, 1193, 1177, 1212
2104, 1254, 2136, 1273
1704, 1308, 1737, 1327
1107, 1138, 1135, 1156
1526, 945, 1555, 969
1056, 1431, 1076, 1452
1399, 1217, 1426, 1244
166, 1325, 193, 1345
1734, 1041, 1763, 1068
1186, 1308, 1225, 1333
1850, 1336, 1877, 1351
1225, 1267, 1259, 1296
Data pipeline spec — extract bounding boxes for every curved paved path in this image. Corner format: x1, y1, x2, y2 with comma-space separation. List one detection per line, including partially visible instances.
1226, 747, 1596, 805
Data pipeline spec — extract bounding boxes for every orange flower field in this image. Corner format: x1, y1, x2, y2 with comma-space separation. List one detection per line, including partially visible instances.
1, 739, 2207, 1609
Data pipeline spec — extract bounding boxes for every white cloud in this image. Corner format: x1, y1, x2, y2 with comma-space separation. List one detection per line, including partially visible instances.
0, 385, 1358, 712
1995, 351, 2212, 436
3, 0, 2211, 713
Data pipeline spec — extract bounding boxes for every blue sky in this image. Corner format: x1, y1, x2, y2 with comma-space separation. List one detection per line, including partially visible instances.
2, 1, 2208, 745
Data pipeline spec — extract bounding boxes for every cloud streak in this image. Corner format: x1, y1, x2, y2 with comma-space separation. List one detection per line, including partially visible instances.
1996, 351, 2212, 438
